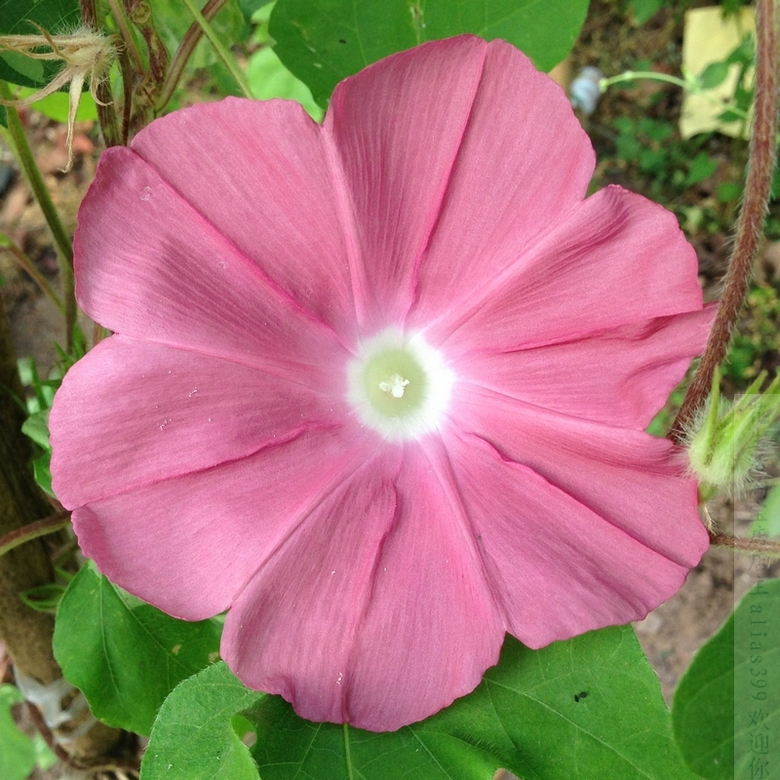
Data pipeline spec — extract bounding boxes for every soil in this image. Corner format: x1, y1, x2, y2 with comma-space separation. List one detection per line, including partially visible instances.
1, 1, 778, 778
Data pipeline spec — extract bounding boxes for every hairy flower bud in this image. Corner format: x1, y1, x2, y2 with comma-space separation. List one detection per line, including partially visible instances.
0, 25, 115, 171
688, 368, 780, 496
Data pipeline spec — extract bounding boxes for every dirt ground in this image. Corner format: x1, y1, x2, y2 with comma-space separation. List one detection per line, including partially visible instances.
1, 1, 779, 778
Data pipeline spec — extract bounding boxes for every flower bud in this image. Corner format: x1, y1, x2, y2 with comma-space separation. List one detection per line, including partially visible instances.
688, 368, 780, 496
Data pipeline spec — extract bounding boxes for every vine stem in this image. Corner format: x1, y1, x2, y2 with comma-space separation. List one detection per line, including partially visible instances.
158, 0, 230, 110
600, 70, 749, 119
0, 90, 77, 352
669, 0, 779, 444
710, 533, 780, 558
179, 0, 253, 99
0, 512, 71, 559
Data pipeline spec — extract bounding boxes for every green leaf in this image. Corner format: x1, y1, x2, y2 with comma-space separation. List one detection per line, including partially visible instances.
269, 0, 589, 106
0, 685, 36, 780
685, 152, 718, 187
53, 561, 222, 735
21, 409, 50, 450
673, 578, 780, 779
32, 450, 54, 497
629, 0, 663, 25
20, 582, 65, 613
240, 0, 274, 21
140, 662, 262, 780
699, 61, 731, 91
0, 0, 81, 88
144, 627, 695, 780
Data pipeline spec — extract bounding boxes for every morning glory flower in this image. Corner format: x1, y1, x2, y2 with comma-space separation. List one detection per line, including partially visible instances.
50, 35, 714, 732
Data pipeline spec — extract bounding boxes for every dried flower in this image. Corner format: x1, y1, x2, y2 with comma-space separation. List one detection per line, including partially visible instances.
50, 36, 714, 731
0, 25, 115, 170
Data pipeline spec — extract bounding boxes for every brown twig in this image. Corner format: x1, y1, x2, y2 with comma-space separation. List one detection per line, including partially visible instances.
669, 0, 779, 443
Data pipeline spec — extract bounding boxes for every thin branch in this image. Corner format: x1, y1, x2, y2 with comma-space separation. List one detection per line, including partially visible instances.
670, 0, 779, 443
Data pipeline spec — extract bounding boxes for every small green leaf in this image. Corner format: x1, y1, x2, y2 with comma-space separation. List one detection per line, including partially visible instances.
53, 561, 222, 735
0, 684, 36, 780
20, 582, 65, 613
32, 450, 54, 497
269, 0, 589, 107
239, 0, 273, 21
717, 181, 742, 203
673, 579, 780, 779
140, 662, 262, 780
699, 61, 731, 90
630, 0, 664, 25
685, 152, 718, 186
21, 409, 50, 449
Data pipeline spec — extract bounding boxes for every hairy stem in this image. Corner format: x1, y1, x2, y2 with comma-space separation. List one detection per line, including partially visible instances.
710, 533, 780, 558
0, 91, 76, 351
670, 0, 779, 443
157, 0, 230, 110
179, 0, 253, 98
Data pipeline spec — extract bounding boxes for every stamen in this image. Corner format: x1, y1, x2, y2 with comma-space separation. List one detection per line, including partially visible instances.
379, 374, 409, 398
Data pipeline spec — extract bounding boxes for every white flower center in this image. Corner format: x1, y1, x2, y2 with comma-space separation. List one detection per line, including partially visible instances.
347, 329, 453, 440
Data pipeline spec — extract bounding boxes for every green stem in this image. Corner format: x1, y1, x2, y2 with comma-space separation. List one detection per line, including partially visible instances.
0, 86, 76, 352
0, 239, 65, 314
0, 512, 71, 560
179, 0, 253, 99
600, 70, 749, 120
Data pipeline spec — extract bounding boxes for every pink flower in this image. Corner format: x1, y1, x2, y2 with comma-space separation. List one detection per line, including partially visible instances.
50, 35, 713, 732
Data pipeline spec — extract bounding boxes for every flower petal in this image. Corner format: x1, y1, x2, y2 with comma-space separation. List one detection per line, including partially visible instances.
409, 39, 595, 326
445, 430, 704, 648
451, 387, 709, 572
74, 146, 346, 374
428, 186, 704, 349
50, 335, 349, 508
130, 98, 358, 339
70, 428, 370, 621
221, 443, 504, 732
451, 306, 716, 429
324, 36, 487, 328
